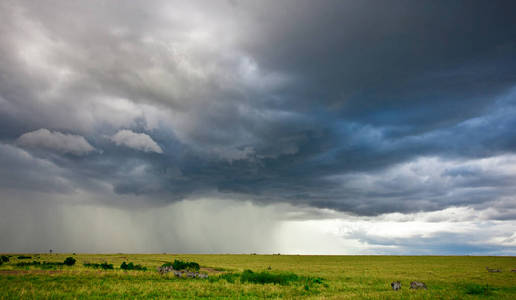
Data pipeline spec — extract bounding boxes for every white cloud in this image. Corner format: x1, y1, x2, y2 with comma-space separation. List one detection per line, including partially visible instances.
276, 206, 516, 255
110, 130, 163, 153
17, 128, 96, 155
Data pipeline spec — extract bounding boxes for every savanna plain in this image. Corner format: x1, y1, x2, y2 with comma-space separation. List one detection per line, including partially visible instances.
0, 254, 515, 299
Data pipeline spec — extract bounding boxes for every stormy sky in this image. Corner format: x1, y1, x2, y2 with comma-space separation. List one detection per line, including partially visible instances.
1, 0, 516, 255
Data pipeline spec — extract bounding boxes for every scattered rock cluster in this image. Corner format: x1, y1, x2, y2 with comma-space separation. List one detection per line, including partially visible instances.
157, 265, 208, 278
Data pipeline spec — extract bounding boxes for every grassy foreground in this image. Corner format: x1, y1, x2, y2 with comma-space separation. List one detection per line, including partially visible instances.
1, 254, 515, 299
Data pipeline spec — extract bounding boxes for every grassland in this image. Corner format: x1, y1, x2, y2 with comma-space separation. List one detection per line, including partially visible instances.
0, 254, 515, 299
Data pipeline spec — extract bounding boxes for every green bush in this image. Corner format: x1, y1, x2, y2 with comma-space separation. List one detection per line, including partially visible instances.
16, 261, 41, 267
1, 255, 9, 262
17, 257, 76, 267
17, 255, 32, 259
16, 261, 64, 268
240, 270, 299, 285
169, 259, 200, 271
120, 261, 146, 271
64, 257, 76, 266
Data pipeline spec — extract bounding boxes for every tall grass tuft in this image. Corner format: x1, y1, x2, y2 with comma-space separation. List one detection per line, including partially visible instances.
240, 269, 299, 285
464, 283, 492, 295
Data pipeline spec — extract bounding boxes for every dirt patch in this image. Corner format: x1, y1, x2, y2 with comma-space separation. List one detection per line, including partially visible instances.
201, 267, 224, 274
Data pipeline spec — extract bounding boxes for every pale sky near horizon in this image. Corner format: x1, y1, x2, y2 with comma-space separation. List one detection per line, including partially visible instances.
1, 0, 516, 255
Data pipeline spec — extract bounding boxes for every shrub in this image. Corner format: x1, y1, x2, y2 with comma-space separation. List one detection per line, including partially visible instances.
64, 257, 76, 266
240, 270, 299, 285
16, 261, 64, 268
170, 259, 200, 271
17, 257, 76, 267
1, 255, 9, 263
101, 262, 114, 270
17, 255, 32, 259
120, 261, 146, 271
16, 261, 41, 267
84, 262, 114, 270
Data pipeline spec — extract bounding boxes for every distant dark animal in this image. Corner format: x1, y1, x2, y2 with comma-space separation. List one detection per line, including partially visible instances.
511, 269, 516, 272
486, 267, 501, 273
410, 281, 427, 289
391, 281, 401, 291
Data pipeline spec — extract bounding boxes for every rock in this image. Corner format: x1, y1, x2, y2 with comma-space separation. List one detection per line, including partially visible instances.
410, 281, 427, 289
391, 281, 401, 291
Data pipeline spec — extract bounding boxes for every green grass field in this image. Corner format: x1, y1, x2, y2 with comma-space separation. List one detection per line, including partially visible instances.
1, 254, 515, 299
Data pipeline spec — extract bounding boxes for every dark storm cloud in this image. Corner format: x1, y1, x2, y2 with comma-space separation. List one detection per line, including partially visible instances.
1, 0, 516, 219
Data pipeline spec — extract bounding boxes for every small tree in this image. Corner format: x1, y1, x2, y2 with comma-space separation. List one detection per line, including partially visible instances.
64, 257, 76, 266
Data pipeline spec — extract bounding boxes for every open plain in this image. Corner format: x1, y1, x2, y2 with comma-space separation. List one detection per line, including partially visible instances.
1, 254, 515, 299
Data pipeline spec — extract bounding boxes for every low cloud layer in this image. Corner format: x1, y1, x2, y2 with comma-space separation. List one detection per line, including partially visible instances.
1, 0, 516, 254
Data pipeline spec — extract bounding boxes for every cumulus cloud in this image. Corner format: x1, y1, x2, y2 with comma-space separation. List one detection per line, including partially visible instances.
17, 128, 96, 155
110, 130, 163, 153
